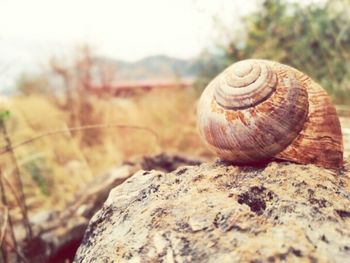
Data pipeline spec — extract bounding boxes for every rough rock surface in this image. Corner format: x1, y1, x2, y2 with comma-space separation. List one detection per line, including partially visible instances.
16, 153, 202, 263
75, 159, 350, 263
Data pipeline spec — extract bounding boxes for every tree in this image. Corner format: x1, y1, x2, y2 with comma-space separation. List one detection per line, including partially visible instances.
200, 0, 350, 104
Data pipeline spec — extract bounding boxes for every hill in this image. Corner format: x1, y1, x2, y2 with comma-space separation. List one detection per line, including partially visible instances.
94, 54, 201, 82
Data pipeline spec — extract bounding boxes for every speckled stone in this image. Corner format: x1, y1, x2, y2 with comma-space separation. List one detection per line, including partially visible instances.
74, 159, 350, 263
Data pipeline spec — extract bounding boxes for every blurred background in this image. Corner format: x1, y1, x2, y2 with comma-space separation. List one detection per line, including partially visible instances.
1, 0, 350, 262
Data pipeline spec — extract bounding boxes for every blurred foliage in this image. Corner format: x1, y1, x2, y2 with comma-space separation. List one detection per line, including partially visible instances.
194, 51, 227, 95
0, 110, 10, 121
23, 158, 50, 196
199, 0, 350, 104
17, 73, 50, 96
0, 88, 211, 211
0, 46, 213, 216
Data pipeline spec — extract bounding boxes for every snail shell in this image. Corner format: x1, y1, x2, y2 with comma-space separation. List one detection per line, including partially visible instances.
197, 59, 343, 169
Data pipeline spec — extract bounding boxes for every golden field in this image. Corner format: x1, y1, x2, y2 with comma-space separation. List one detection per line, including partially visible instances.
0, 88, 213, 214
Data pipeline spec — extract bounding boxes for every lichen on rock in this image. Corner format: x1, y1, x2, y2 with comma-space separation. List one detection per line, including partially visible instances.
74, 159, 350, 263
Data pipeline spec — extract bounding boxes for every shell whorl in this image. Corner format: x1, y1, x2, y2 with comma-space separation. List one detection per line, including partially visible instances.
214, 60, 277, 109
197, 59, 344, 169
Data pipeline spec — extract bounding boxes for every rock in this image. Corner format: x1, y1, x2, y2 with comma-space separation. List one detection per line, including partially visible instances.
124, 152, 204, 173
19, 164, 135, 263
17, 153, 202, 263
74, 159, 350, 263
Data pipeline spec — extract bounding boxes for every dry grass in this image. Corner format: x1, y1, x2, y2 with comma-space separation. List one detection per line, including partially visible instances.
0, 88, 213, 213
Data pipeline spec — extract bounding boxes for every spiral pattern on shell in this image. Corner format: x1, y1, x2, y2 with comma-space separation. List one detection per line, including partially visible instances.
214, 60, 277, 109
197, 59, 343, 169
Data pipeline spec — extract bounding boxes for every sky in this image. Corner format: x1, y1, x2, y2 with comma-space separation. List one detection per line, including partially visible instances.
0, 0, 259, 90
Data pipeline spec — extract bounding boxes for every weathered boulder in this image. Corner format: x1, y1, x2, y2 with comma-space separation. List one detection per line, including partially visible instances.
74, 160, 350, 263
16, 153, 202, 263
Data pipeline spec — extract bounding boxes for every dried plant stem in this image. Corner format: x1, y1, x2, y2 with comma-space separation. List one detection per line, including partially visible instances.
2, 173, 22, 217
0, 168, 18, 261
0, 207, 9, 246
63, 123, 94, 181
0, 123, 159, 155
0, 121, 33, 240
